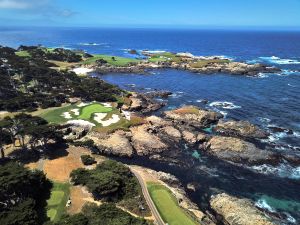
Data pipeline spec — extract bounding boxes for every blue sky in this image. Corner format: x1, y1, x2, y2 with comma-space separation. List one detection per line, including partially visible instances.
0, 0, 300, 29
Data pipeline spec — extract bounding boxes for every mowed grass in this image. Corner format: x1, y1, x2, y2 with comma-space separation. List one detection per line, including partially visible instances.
78, 103, 112, 120
147, 182, 198, 225
39, 104, 78, 124
15, 50, 31, 57
47, 182, 70, 222
149, 52, 182, 63
83, 54, 140, 66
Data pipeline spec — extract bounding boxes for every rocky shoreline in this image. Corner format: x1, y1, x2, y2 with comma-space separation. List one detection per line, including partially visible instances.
75, 90, 299, 225
91, 52, 281, 76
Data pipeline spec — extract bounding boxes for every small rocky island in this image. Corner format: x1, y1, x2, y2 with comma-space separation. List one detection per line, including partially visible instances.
93, 51, 280, 76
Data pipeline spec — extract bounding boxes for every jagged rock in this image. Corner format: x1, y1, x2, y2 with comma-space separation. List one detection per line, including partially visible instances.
182, 130, 197, 145
127, 93, 165, 113
146, 116, 171, 126
130, 125, 168, 155
144, 90, 172, 98
197, 133, 207, 142
88, 131, 133, 157
161, 126, 182, 140
215, 120, 268, 139
62, 126, 87, 141
210, 193, 276, 225
164, 105, 223, 128
204, 136, 278, 165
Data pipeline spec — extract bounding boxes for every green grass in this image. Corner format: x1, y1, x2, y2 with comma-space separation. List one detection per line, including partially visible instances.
15, 50, 31, 57
78, 103, 112, 120
147, 182, 198, 225
149, 52, 182, 63
47, 182, 70, 222
83, 54, 140, 66
39, 104, 78, 124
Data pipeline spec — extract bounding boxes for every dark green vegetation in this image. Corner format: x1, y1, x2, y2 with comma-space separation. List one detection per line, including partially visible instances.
0, 113, 63, 158
0, 45, 121, 112
80, 155, 96, 165
0, 161, 51, 225
147, 183, 198, 225
71, 160, 150, 216
17, 46, 82, 62
54, 203, 148, 225
47, 183, 70, 222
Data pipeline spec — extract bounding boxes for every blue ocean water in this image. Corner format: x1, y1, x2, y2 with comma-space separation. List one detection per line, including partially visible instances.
1, 27, 300, 223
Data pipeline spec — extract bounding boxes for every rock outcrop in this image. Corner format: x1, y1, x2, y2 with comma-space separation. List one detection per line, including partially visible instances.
130, 124, 168, 155
204, 136, 277, 165
123, 93, 165, 113
210, 193, 276, 225
215, 120, 268, 139
164, 106, 223, 128
87, 131, 133, 157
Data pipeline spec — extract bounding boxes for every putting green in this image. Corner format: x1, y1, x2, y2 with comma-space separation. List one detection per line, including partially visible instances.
47, 191, 65, 206
78, 103, 112, 120
147, 183, 198, 225
46, 182, 70, 222
47, 209, 57, 221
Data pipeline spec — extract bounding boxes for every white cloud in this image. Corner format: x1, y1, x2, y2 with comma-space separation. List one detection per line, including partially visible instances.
0, 0, 31, 9
0, 0, 77, 18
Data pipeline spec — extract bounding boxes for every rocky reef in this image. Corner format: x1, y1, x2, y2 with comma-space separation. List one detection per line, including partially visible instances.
210, 193, 276, 225
93, 52, 280, 76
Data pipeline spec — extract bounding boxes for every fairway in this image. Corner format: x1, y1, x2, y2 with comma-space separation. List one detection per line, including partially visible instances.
83, 54, 140, 66
147, 183, 198, 225
47, 182, 70, 222
78, 103, 112, 120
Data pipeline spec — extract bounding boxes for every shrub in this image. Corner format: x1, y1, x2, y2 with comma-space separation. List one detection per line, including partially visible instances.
80, 155, 96, 166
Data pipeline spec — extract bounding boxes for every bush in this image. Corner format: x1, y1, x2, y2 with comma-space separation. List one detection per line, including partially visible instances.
80, 155, 96, 166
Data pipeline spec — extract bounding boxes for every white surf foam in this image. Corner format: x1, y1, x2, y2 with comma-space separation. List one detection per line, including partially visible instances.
251, 163, 300, 180
259, 56, 300, 65
209, 101, 241, 109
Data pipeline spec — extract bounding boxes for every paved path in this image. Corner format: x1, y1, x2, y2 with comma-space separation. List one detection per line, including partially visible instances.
131, 169, 165, 225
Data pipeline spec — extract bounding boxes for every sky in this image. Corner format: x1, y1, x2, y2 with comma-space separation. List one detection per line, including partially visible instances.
0, 0, 300, 29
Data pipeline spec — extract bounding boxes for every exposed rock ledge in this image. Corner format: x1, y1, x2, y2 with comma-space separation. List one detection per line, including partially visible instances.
164, 105, 223, 128
94, 58, 280, 76
204, 136, 278, 165
210, 193, 276, 225
215, 120, 268, 139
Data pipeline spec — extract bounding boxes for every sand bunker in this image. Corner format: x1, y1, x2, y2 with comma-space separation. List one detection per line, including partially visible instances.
122, 110, 131, 120
99, 114, 120, 127
67, 119, 95, 128
100, 102, 112, 107
94, 113, 107, 123
71, 109, 80, 116
73, 67, 93, 75
62, 112, 72, 119
78, 102, 90, 107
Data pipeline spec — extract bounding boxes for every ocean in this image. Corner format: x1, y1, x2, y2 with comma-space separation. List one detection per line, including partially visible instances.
1, 27, 300, 224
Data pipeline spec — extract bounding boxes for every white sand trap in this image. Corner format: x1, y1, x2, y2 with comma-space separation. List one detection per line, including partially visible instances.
62, 112, 72, 119
67, 120, 95, 128
100, 102, 112, 107
122, 110, 131, 120
78, 102, 90, 107
94, 113, 107, 123
99, 114, 120, 127
71, 109, 80, 116
73, 67, 93, 75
